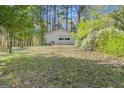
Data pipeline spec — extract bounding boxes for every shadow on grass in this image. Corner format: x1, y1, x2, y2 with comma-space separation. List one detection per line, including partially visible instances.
0, 54, 124, 88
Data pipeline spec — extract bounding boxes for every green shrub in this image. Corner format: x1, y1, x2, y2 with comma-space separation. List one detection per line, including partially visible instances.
97, 28, 124, 56
71, 18, 90, 47
80, 31, 99, 51
75, 39, 82, 47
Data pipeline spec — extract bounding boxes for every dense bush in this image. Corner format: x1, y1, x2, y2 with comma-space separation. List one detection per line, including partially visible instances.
97, 29, 124, 56
72, 6, 124, 56
80, 31, 99, 51
73, 26, 124, 56
75, 39, 82, 47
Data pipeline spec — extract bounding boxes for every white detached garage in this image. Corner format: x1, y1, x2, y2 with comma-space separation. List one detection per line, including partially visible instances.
44, 29, 75, 45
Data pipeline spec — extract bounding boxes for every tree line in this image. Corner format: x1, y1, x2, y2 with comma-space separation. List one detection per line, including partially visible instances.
0, 5, 90, 53
0, 5, 120, 54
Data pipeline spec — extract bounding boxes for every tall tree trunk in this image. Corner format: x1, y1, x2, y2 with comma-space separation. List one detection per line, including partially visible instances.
8, 32, 12, 53
29, 38, 32, 46
21, 41, 24, 48
71, 5, 73, 32
66, 6, 68, 30
53, 5, 56, 30
0, 28, 2, 48
47, 6, 49, 32
40, 6, 44, 45
50, 6, 53, 32
78, 11, 80, 22
49, 7, 52, 32
57, 6, 60, 29
40, 26, 44, 45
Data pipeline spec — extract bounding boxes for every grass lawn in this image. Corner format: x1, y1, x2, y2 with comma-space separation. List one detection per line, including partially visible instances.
0, 45, 124, 88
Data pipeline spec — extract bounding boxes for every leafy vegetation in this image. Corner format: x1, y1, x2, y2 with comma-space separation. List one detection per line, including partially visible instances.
72, 6, 124, 56
0, 6, 34, 53
97, 28, 124, 56
112, 6, 124, 31
0, 6, 47, 53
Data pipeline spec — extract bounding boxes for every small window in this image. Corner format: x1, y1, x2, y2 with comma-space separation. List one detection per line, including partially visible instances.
59, 38, 64, 40
65, 38, 70, 40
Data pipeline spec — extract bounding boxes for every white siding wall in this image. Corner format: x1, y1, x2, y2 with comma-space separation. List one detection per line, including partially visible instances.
44, 30, 75, 45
